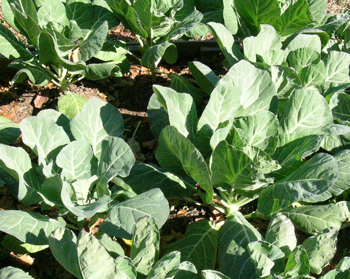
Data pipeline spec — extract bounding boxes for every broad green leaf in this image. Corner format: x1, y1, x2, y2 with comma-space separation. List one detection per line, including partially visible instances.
189, 61, 219, 94
322, 269, 350, 279
155, 126, 213, 203
173, 261, 198, 279
41, 175, 64, 207
100, 188, 169, 239
258, 153, 338, 215
70, 97, 124, 159
244, 25, 285, 66
147, 252, 182, 279
272, 135, 322, 179
131, 217, 160, 275
0, 144, 41, 204
332, 150, 350, 196
58, 91, 88, 120
321, 125, 350, 153
166, 10, 203, 41
208, 22, 243, 67
116, 162, 195, 198
285, 34, 322, 55
300, 61, 326, 88
280, 0, 313, 37
113, 256, 137, 278
11, 60, 51, 87
235, 0, 282, 33
0, 210, 65, 245
37, 0, 69, 27
77, 230, 119, 278
20, 116, 70, 167
153, 85, 197, 141
198, 60, 277, 137
66, 0, 93, 34
218, 211, 262, 278
323, 51, 350, 91
281, 201, 350, 234
92, 0, 119, 29
142, 42, 177, 70
210, 141, 267, 192
165, 220, 218, 273
266, 213, 297, 254
247, 241, 285, 277
302, 228, 338, 274
79, 21, 108, 61
1, 235, 48, 254
147, 93, 170, 138
287, 48, 320, 73
270, 65, 301, 99
0, 267, 34, 279
0, 116, 21, 144
330, 93, 350, 125
0, 23, 32, 60
279, 89, 332, 136
95, 232, 125, 258
336, 257, 350, 271
169, 73, 203, 105
234, 111, 279, 153
61, 182, 110, 219
71, 176, 98, 205
96, 136, 135, 196
223, 0, 238, 35
202, 270, 230, 279
83, 62, 122, 80
282, 246, 310, 277
49, 227, 83, 279
308, 0, 327, 25
56, 140, 95, 181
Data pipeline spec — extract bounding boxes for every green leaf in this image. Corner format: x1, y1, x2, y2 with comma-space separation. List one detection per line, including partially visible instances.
323, 51, 350, 91
1, 234, 48, 254
79, 21, 108, 61
37, 0, 69, 27
280, 0, 313, 37
56, 140, 95, 181
279, 89, 332, 137
70, 97, 124, 159
332, 150, 350, 196
0, 210, 65, 245
10, 60, 51, 87
20, 116, 70, 168
155, 126, 213, 204
165, 220, 218, 273
330, 93, 350, 125
210, 141, 267, 192
0, 144, 41, 204
147, 93, 170, 138
96, 136, 135, 196
95, 232, 125, 258
188, 61, 219, 95
280, 201, 350, 235
48, 227, 83, 279
282, 246, 310, 277
0, 267, 34, 279
302, 228, 338, 274
271, 65, 301, 99
131, 217, 160, 275
153, 85, 198, 141
244, 24, 285, 66
247, 241, 285, 277
66, 0, 93, 35
100, 188, 169, 239
308, 0, 328, 26
147, 251, 181, 279
223, 0, 238, 35
58, 91, 88, 120
77, 230, 121, 278
169, 73, 203, 105
235, 0, 282, 34
0, 23, 32, 60
202, 270, 230, 279
142, 42, 177, 70
234, 111, 279, 153
258, 153, 338, 215
266, 213, 297, 255
0, 116, 21, 144
300, 61, 326, 88
218, 211, 262, 278
92, 0, 119, 29
208, 22, 243, 67
287, 48, 320, 73
116, 162, 195, 198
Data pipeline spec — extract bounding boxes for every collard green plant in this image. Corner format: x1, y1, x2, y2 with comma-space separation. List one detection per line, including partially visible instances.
0, 0, 129, 91
105, 0, 203, 71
